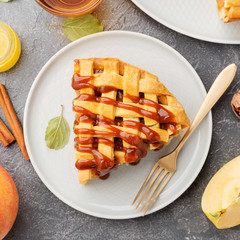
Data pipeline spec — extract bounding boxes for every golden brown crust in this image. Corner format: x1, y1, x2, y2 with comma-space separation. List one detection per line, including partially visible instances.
73, 58, 190, 184
216, 0, 240, 22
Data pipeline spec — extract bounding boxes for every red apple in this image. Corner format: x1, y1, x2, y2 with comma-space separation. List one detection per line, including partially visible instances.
0, 165, 19, 240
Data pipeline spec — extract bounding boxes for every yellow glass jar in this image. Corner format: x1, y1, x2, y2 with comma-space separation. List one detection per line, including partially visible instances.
0, 21, 21, 72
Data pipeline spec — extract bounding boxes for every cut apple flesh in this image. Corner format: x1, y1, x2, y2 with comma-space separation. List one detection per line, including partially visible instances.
202, 156, 240, 229
207, 198, 240, 229
221, 178, 240, 209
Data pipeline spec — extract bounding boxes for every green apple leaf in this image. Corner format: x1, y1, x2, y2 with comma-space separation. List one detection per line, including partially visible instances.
63, 14, 103, 42
45, 105, 70, 150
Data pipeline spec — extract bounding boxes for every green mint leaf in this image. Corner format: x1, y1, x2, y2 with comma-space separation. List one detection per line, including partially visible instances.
63, 14, 104, 42
0, 0, 13, 2
45, 105, 70, 150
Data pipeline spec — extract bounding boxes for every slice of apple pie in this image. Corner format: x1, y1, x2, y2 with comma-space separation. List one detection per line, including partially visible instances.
72, 58, 190, 184
216, 0, 240, 23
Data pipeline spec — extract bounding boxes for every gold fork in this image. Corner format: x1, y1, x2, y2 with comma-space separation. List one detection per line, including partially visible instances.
132, 63, 237, 215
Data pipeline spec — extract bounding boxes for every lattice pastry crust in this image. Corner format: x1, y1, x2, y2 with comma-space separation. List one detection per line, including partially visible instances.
72, 58, 190, 184
217, 0, 240, 22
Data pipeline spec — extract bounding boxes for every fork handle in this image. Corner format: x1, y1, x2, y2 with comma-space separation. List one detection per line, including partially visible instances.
175, 63, 237, 155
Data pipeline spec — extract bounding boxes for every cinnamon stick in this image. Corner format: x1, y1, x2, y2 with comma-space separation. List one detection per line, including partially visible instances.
0, 84, 29, 160
0, 118, 15, 147
0, 131, 9, 147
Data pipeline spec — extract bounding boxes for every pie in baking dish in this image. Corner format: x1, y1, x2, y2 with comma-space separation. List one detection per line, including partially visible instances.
72, 58, 190, 184
216, 0, 240, 23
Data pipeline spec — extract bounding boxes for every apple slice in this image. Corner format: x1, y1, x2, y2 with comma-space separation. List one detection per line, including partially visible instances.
202, 156, 240, 229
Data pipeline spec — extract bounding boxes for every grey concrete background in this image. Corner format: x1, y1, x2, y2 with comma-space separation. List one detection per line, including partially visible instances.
1, 0, 240, 239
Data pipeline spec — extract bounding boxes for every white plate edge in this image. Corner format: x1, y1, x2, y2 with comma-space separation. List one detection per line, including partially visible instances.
131, 0, 240, 44
23, 30, 213, 219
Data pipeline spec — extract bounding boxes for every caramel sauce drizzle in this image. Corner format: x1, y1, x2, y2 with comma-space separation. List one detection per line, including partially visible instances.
72, 74, 177, 178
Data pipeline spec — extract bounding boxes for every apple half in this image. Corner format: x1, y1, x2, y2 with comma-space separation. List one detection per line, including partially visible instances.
202, 155, 240, 229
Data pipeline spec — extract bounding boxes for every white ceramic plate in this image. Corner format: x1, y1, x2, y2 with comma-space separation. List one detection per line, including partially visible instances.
132, 0, 240, 44
24, 31, 212, 219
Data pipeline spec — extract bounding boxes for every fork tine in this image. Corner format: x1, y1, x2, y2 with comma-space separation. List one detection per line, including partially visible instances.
139, 170, 168, 213
143, 172, 173, 215
135, 167, 163, 209
131, 163, 159, 206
